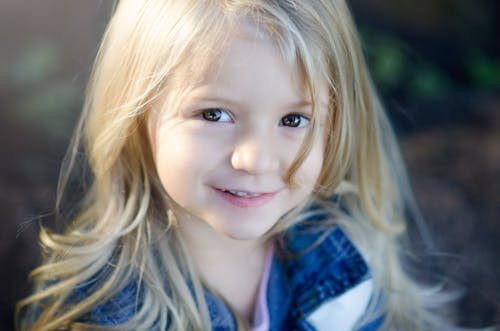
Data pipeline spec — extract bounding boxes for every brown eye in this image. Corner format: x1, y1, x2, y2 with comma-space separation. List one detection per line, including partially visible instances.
281, 114, 310, 128
202, 109, 221, 121
201, 109, 232, 122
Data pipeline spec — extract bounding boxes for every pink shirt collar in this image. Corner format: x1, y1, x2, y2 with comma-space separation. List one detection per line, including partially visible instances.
251, 243, 274, 331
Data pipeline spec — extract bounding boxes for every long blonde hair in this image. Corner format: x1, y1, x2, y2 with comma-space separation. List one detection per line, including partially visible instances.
17, 0, 460, 330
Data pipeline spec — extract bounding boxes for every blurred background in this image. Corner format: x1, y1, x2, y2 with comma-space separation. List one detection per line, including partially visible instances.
0, 0, 498, 330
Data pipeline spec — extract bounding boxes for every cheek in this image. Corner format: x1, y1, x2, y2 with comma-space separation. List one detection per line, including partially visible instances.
157, 134, 193, 170
294, 142, 324, 189
154, 130, 203, 191
154, 125, 225, 194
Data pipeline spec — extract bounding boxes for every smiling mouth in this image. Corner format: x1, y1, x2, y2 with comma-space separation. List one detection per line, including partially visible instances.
220, 189, 263, 198
213, 187, 278, 208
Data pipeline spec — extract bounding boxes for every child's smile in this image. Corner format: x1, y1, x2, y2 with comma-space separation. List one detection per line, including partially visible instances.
212, 187, 279, 208
151, 23, 328, 240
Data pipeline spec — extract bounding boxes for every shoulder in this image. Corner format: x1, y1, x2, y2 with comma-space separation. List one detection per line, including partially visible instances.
68, 278, 141, 326
281, 225, 370, 292
271, 225, 383, 330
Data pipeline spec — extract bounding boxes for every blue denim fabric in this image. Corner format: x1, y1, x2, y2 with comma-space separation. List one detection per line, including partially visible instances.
74, 226, 382, 330
73, 281, 140, 326
267, 226, 373, 331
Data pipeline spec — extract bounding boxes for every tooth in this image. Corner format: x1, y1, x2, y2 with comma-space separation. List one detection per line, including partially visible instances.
222, 189, 263, 198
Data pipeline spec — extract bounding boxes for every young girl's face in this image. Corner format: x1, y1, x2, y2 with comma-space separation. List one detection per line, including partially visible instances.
151, 24, 329, 240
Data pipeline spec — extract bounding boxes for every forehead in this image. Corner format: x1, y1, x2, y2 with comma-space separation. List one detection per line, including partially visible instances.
191, 22, 309, 96
220, 32, 295, 75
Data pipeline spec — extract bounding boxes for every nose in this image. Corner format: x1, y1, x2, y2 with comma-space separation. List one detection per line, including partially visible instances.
230, 134, 280, 175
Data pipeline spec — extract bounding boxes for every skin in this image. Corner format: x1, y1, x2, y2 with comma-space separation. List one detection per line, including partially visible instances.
150, 23, 329, 320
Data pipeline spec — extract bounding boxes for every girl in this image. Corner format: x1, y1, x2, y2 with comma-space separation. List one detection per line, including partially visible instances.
17, 0, 468, 330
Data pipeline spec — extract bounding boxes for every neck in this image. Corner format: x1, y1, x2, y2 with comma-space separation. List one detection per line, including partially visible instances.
175, 211, 271, 321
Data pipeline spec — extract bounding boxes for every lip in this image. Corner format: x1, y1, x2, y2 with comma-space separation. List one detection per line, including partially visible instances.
212, 187, 278, 208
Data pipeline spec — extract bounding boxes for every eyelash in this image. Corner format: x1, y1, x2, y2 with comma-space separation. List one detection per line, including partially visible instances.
200, 108, 232, 122
200, 109, 310, 128
279, 114, 310, 128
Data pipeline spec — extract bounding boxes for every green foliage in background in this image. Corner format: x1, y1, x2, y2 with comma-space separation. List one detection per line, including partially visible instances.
466, 51, 500, 89
7, 40, 80, 140
364, 32, 408, 90
361, 29, 453, 101
360, 28, 500, 103
12, 41, 59, 87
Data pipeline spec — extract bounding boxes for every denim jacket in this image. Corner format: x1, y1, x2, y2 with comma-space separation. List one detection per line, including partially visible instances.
74, 226, 383, 331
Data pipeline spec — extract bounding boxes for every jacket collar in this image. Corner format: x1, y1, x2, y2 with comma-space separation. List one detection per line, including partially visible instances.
209, 225, 371, 330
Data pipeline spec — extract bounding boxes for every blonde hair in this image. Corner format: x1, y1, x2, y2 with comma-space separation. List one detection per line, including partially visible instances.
17, 0, 461, 330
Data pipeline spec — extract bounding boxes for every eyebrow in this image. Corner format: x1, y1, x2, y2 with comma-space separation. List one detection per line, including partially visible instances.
190, 96, 242, 109
190, 96, 313, 110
